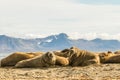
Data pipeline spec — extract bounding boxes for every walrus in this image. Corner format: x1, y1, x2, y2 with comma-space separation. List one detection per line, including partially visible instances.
98, 51, 115, 63
105, 54, 120, 63
15, 52, 56, 68
59, 47, 100, 66
99, 51, 120, 63
0, 52, 44, 67
114, 50, 120, 54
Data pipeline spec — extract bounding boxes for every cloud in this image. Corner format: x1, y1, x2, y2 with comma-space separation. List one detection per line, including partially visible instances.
4, 32, 120, 41
68, 32, 120, 41
77, 0, 120, 5
0, 0, 120, 35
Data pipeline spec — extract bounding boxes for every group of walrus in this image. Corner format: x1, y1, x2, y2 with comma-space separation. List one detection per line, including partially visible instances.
0, 46, 120, 68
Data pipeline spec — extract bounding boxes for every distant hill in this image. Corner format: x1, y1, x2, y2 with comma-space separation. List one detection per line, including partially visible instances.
0, 33, 120, 53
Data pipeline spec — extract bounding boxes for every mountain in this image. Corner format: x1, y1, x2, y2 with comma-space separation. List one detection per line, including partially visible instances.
0, 33, 120, 53
39, 33, 71, 49
0, 35, 40, 52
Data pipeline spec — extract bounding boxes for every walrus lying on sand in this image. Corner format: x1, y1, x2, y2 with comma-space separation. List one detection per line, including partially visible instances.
15, 52, 56, 68
105, 54, 120, 63
99, 51, 120, 63
3, 47, 120, 68
114, 50, 120, 54
57, 47, 100, 66
0, 51, 69, 67
0, 52, 44, 67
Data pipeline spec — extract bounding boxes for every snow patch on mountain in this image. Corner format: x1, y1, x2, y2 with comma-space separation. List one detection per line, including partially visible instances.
45, 39, 53, 42
37, 42, 41, 45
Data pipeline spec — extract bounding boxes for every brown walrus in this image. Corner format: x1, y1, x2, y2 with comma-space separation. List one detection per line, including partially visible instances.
99, 51, 120, 63
15, 52, 56, 68
57, 47, 100, 66
0, 52, 44, 67
114, 50, 120, 54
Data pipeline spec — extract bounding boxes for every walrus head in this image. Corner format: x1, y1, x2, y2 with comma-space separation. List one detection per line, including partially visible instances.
61, 48, 74, 58
43, 52, 56, 65
107, 51, 112, 53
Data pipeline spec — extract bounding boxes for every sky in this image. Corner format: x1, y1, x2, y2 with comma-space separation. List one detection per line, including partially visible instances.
0, 0, 120, 40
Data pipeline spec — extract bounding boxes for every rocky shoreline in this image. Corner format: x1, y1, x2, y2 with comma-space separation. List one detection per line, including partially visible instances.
0, 64, 120, 80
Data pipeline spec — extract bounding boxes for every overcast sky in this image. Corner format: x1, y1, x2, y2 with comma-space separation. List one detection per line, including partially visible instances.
0, 0, 120, 39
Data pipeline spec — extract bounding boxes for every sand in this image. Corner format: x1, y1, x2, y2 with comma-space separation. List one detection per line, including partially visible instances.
0, 64, 120, 80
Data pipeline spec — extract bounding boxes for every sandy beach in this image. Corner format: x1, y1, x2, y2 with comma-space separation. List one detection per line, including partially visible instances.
0, 64, 120, 80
